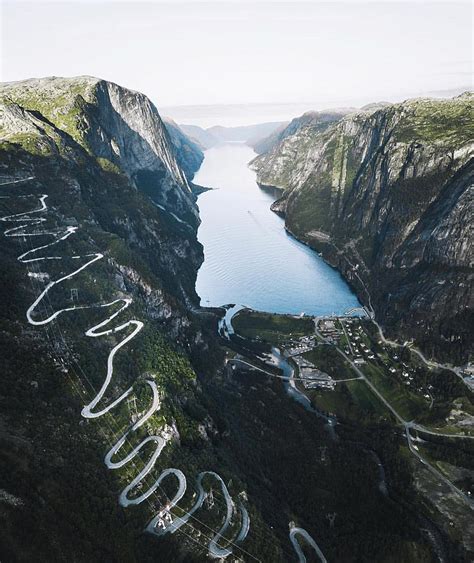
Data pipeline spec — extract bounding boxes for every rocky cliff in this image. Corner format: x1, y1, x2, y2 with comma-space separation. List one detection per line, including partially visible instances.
0, 77, 217, 560
249, 108, 355, 155
163, 116, 204, 181
0, 76, 199, 225
252, 94, 474, 363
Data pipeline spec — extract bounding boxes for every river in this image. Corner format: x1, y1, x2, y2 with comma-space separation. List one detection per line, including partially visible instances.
194, 143, 361, 316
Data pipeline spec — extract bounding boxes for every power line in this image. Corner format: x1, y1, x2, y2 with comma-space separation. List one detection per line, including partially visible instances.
0, 192, 227, 558
0, 183, 263, 562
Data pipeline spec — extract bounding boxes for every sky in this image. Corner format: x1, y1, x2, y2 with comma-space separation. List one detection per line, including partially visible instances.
1, 1, 472, 126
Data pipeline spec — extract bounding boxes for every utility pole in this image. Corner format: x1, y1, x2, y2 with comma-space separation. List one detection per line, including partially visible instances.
206, 487, 215, 510
127, 395, 138, 423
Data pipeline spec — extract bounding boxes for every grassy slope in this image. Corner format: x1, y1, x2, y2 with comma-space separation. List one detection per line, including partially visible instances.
0, 77, 98, 150
232, 309, 314, 344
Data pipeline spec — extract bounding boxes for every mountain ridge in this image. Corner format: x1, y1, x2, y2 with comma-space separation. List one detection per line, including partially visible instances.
0, 76, 200, 225
252, 93, 474, 363
179, 121, 285, 150
1, 76, 472, 562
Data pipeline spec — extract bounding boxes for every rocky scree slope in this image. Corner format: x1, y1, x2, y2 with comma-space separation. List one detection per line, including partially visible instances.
252, 94, 474, 363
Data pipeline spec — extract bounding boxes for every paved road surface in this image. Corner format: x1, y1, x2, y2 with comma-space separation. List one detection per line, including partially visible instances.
1, 180, 251, 559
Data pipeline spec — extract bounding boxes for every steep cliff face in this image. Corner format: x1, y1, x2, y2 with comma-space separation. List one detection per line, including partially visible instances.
0, 79, 215, 559
0, 76, 199, 225
249, 108, 355, 156
163, 117, 204, 181
250, 108, 361, 190
253, 94, 474, 362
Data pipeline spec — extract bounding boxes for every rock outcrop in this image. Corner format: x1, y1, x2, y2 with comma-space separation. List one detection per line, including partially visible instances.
249, 108, 355, 155
0, 76, 199, 225
163, 116, 204, 181
252, 94, 474, 362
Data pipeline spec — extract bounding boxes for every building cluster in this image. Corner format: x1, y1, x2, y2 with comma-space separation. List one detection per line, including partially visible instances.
292, 355, 314, 370
317, 319, 341, 344
341, 321, 434, 401
341, 319, 374, 364
300, 369, 336, 390
386, 356, 432, 400
284, 315, 447, 404
286, 335, 317, 356
292, 354, 335, 390
460, 364, 474, 390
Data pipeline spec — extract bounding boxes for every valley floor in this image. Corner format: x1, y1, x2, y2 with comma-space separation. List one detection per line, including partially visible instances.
227, 307, 474, 558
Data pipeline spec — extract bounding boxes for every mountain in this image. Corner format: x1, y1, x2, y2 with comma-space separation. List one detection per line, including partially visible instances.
0, 76, 233, 560
207, 121, 285, 144
249, 108, 356, 155
0, 76, 199, 224
178, 124, 219, 149
180, 121, 285, 150
163, 117, 204, 181
1, 77, 471, 562
249, 105, 393, 176
247, 121, 288, 154
252, 93, 474, 362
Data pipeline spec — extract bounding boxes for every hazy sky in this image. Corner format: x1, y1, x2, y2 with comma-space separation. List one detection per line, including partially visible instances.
1, 1, 472, 125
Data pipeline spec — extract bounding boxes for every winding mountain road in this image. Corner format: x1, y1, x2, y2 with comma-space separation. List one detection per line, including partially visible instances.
221, 309, 329, 561
289, 526, 328, 563
0, 179, 250, 559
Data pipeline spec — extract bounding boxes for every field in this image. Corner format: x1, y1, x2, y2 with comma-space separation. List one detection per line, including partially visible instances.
232, 309, 314, 344
304, 379, 394, 425
302, 345, 355, 380
361, 363, 427, 421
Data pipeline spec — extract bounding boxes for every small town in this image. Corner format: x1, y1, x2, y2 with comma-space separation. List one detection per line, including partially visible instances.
273, 314, 442, 405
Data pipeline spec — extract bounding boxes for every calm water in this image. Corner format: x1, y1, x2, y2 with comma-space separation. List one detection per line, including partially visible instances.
194, 143, 362, 316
